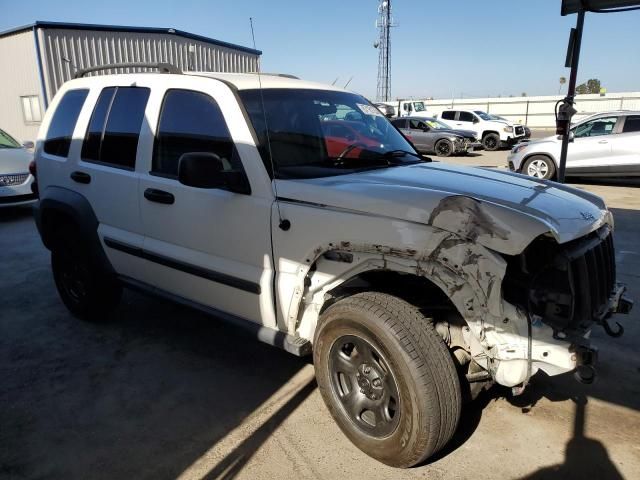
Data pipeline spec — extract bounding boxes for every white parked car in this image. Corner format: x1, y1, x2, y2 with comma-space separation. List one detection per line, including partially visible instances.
32, 65, 631, 468
437, 109, 527, 151
508, 111, 640, 179
0, 128, 36, 207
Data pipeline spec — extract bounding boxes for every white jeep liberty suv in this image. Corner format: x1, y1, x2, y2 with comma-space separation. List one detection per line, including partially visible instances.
32, 63, 632, 468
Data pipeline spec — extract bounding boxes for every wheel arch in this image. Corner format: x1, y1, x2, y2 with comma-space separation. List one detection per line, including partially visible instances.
290, 236, 510, 346
481, 130, 500, 138
35, 186, 114, 274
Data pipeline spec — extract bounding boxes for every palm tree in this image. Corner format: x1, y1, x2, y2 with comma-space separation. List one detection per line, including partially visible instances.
559, 76, 567, 94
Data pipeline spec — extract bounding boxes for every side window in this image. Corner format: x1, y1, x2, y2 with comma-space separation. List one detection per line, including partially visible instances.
81, 86, 150, 169
622, 115, 640, 133
152, 89, 240, 177
409, 119, 426, 130
458, 111, 475, 122
391, 119, 406, 128
44, 89, 89, 157
574, 117, 617, 138
441, 111, 455, 121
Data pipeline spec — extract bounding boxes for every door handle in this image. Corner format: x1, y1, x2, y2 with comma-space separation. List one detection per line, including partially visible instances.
598, 140, 608, 144
70, 171, 91, 184
144, 188, 175, 205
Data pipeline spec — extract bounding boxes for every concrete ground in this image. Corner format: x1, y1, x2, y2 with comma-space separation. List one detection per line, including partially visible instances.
1, 149, 639, 479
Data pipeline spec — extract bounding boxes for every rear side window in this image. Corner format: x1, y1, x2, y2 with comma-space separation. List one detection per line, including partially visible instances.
459, 111, 475, 122
81, 87, 150, 169
441, 111, 455, 120
152, 89, 239, 177
623, 115, 640, 133
390, 119, 406, 128
44, 89, 89, 157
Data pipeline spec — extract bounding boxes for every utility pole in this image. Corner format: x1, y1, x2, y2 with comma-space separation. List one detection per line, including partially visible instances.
375, 0, 395, 102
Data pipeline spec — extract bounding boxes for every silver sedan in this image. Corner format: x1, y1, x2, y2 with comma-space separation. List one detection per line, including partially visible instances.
0, 128, 36, 207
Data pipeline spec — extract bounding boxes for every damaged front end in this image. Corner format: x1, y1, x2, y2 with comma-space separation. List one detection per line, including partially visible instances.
500, 223, 633, 389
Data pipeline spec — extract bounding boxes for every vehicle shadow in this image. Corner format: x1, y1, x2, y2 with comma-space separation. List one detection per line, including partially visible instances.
1, 212, 315, 480
510, 377, 624, 480
0, 204, 34, 223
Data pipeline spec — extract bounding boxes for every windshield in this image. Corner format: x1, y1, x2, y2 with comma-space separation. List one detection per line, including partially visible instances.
474, 111, 493, 121
0, 129, 21, 149
424, 118, 453, 130
239, 89, 422, 179
413, 102, 426, 112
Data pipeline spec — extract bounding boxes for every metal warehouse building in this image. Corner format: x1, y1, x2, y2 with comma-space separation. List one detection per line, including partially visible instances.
0, 21, 261, 142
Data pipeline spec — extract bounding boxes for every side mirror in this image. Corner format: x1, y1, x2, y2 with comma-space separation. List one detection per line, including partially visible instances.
22, 141, 34, 149
178, 152, 250, 194
472, 117, 479, 124
422, 126, 430, 132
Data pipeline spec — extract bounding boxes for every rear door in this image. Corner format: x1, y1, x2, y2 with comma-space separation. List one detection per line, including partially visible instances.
608, 115, 640, 175
72, 84, 150, 280
135, 77, 276, 328
440, 110, 457, 128
567, 116, 617, 174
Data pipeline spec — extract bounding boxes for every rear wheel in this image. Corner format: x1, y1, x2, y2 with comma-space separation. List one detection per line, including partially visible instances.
523, 155, 556, 180
52, 236, 122, 321
435, 139, 454, 157
313, 292, 461, 467
482, 132, 501, 151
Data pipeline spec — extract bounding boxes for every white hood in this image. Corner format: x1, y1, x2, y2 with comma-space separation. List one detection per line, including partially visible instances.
276, 162, 610, 255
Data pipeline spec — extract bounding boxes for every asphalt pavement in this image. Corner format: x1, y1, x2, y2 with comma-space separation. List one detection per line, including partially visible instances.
1, 150, 639, 479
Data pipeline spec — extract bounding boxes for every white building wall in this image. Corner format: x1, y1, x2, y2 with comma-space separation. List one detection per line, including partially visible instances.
37, 28, 259, 101
0, 29, 44, 143
423, 92, 640, 128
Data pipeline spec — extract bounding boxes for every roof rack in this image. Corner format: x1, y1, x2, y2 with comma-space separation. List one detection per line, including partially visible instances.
74, 62, 181, 79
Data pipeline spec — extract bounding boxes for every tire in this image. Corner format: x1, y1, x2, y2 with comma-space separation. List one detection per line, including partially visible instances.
482, 132, 501, 151
434, 139, 454, 157
522, 155, 556, 180
52, 235, 122, 322
313, 292, 461, 467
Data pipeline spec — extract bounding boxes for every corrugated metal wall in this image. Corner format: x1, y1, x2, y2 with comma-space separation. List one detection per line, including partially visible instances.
37, 28, 259, 99
0, 29, 43, 143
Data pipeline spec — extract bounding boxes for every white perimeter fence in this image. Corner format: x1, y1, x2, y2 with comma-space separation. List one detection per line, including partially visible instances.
418, 92, 640, 128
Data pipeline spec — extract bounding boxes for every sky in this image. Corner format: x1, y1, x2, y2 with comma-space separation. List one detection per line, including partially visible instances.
1, 0, 639, 100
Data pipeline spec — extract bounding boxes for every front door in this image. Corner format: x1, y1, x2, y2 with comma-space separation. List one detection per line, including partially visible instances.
136, 78, 276, 327
567, 116, 617, 174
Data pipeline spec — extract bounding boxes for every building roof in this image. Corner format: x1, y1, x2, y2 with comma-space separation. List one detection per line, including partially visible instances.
0, 20, 261, 55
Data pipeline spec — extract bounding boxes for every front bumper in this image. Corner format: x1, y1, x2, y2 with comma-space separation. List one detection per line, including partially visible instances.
0, 174, 36, 207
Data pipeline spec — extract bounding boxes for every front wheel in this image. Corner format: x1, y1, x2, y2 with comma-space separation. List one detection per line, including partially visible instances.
522, 155, 556, 180
435, 139, 454, 157
482, 133, 501, 151
313, 292, 461, 467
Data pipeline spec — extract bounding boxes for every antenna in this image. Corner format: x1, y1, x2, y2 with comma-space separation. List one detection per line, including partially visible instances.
331, 76, 340, 86
250, 18, 289, 231
343, 76, 354, 89
375, 0, 396, 101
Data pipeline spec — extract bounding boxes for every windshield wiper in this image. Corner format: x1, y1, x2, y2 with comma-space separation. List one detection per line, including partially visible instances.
379, 150, 425, 163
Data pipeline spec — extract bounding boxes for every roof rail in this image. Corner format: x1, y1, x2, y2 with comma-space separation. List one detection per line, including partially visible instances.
74, 62, 181, 79
261, 73, 300, 79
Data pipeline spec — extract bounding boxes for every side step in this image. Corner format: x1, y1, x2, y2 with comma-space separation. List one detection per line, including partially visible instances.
119, 276, 313, 357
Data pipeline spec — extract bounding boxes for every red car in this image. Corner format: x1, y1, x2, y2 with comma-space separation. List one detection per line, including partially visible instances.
322, 120, 381, 158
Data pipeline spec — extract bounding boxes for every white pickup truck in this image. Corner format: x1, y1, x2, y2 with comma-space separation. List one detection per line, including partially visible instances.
437, 108, 527, 150
32, 65, 631, 468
